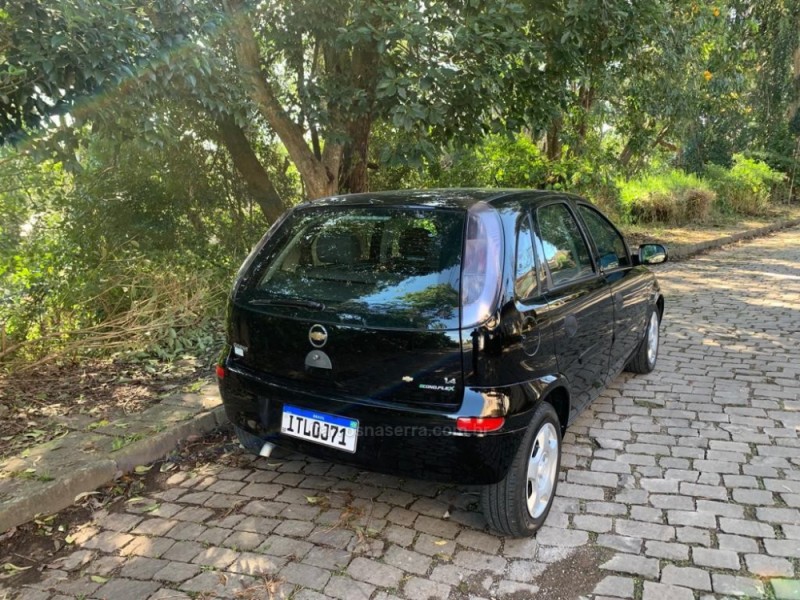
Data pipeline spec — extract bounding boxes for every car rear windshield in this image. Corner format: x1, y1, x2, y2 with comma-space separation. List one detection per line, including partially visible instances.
239, 205, 465, 330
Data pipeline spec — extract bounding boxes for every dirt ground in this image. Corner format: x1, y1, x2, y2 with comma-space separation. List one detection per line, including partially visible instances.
0, 358, 212, 461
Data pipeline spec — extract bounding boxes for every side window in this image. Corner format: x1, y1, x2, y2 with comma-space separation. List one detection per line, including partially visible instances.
515, 213, 539, 299
578, 205, 631, 269
536, 203, 594, 287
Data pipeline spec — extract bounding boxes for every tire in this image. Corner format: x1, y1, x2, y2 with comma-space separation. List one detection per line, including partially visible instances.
626, 308, 660, 374
482, 402, 561, 537
234, 424, 264, 454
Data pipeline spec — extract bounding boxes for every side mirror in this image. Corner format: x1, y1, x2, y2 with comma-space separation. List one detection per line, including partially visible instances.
639, 243, 668, 265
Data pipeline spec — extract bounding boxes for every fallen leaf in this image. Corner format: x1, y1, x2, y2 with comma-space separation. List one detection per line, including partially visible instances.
134, 465, 152, 474
74, 491, 100, 502
90, 575, 108, 584
434, 540, 448, 546
2, 563, 31, 572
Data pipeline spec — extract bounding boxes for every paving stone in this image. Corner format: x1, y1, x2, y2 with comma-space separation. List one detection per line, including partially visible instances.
152, 561, 202, 583
257, 534, 313, 558
644, 541, 689, 560
597, 534, 643, 554
453, 550, 507, 574
280, 562, 331, 591
600, 554, 660, 580
346, 557, 403, 588
81, 530, 134, 553
719, 517, 775, 538
430, 563, 476, 586
495, 580, 540, 596
694, 547, 741, 570
119, 556, 170, 579
642, 581, 694, 600
302, 547, 352, 571
223, 530, 264, 552
180, 571, 255, 596
745, 554, 795, 578
712, 574, 766, 597
502, 536, 539, 558
94, 578, 160, 600
325, 575, 375, 600
162, 541, 204, 563
615, 519, 674, 541
131, 518, 178, 537
661, 564, 712, 591
190, 546, 239, 569
667, 510, 716, 528
593, 575, 634, 599
765, 539, 800, 558
413, 515, 460, 539
274, 519, 316, 537
733, 488, 775, 505
455, 529, 501, 553
535, 526, 589, 546
507, 559, 547, 582
573, 514, 612, 533
384, 524, 415, 547
403, 577, 452, 600
772, 579, 800, 600
384, 545, 431, 575
718, 533, 759, 553
227, 552, 285, 576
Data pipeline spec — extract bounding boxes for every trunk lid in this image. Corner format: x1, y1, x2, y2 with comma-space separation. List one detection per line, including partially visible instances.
227, 204, 466, 408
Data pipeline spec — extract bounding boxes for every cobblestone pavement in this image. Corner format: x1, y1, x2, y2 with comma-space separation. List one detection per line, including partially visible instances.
7, 227, 800, 600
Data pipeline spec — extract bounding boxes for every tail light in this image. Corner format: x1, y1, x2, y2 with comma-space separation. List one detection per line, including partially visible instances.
456, 416, 505, 432
461, 202, 503, 328
215, 364, 226, 379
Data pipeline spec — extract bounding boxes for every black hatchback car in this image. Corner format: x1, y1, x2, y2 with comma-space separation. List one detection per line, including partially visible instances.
217, 189, 666, 537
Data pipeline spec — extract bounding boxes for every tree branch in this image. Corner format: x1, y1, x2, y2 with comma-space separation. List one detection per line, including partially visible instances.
215, 113, 285, 223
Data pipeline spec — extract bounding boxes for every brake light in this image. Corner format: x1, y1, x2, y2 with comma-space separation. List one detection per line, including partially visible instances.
215, 365, 226, 379
461, 202, 502, 328
456, 416, 505, 433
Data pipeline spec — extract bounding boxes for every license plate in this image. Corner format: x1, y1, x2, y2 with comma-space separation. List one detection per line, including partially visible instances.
281, 405, 358, 453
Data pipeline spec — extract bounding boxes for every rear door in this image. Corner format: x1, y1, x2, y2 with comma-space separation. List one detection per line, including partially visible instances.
228, 205, 466, 409
576, 203, 650, 376
533, 201, 614, 416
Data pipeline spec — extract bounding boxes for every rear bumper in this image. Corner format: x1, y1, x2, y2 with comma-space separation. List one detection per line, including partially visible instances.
219, 364, 531, 485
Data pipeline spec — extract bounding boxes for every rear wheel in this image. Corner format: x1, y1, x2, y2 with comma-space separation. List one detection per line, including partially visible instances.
626, 308, 660, 374
482, 402, 561, 537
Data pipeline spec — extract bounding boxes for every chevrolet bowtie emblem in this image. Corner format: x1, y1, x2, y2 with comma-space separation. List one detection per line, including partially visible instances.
308, 324, 328, 348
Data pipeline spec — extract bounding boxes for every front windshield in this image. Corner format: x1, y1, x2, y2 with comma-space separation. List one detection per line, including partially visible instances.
240, 205, 465, 330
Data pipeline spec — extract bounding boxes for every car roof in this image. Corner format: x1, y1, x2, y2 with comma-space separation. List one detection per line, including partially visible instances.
296, 188, 583, 211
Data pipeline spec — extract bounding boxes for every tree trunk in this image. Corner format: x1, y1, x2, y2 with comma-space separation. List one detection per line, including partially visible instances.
576, 85, 594, 148
341, 114, 372, 193
546, 115, 562, 161
224, 0, 341, 199
339, 38, 379, 194
216, 114, 285, 223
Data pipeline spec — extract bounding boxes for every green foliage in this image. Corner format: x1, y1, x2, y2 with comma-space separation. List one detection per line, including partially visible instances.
705, 154, 786, 215
620, 170, 717, 224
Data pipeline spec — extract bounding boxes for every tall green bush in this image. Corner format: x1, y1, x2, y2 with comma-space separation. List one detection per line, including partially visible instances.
705, 154, 786, 215
619, 170, 716, 224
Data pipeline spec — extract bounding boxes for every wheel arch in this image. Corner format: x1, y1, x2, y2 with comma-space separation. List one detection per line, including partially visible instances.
542, 385, 570, 438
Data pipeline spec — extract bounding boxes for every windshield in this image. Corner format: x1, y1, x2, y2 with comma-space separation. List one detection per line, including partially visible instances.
239, 205, 465, 330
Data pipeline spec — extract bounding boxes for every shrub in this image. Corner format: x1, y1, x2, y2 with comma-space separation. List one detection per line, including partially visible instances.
619, 170, 717, 224
706, 155, 786, 215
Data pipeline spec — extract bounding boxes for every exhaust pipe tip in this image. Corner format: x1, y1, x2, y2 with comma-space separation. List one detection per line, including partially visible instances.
259, 441, 276, 458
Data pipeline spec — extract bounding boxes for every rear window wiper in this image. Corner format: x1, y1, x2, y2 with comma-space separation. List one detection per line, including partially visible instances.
247, 297, 326, 310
